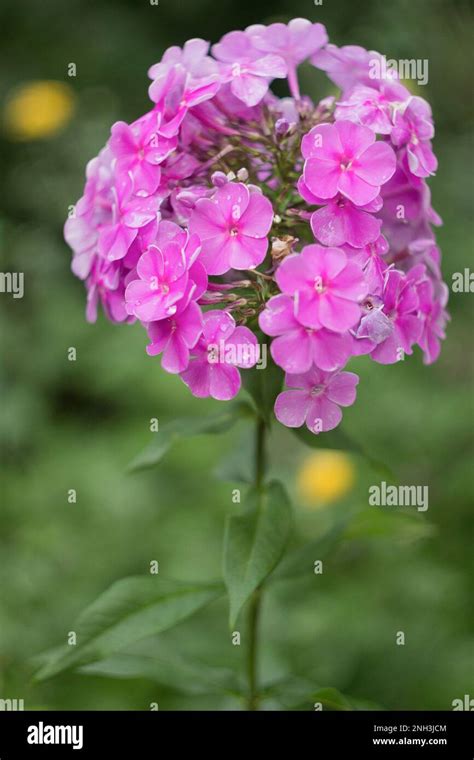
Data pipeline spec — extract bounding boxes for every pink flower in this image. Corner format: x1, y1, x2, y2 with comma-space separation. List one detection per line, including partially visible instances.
370, 269, 423, 364
148, 38, 218, 83
355, 294, 393, 346
391, 97, 437, 178
109, 112, 176, 196
379, 166, 440, 253
417, 278, 449, 365
259, 294, 353, 373
146, 300, 203, 374
149, 65, 221, 137
97, 173, 160, 262
189, 182, 274, 275
342, 234, 389, 294
180, 310, 258, 400
298, 177, 383, 248
125, 229, 205, 322
302, 120, 396, 206
247, 19, 327, 99
65, 214, 98, 281
275, 367, 359, 433
275, 244, 367, 332
335, 82, 410, 135
65, 24, 447, 426
85, 258, 131, 324
311, 44, 398, 94
212, 31, 286, 107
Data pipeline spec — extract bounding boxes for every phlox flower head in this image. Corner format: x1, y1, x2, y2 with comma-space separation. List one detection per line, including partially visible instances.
65, 19, 447, 437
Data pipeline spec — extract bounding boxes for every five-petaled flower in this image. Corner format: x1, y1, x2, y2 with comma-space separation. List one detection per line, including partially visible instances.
302, 120, 396, 206
275, 368, 359, 433
189, 182, 274, 275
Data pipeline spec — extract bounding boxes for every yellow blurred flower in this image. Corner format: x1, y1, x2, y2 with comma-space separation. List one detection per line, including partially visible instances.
3, 81, 75, 141
296, 450, 355, 507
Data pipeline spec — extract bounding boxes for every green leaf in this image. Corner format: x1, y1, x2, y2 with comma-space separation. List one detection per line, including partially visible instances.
271, 520, 348, 582
291, 426, 397, 483
311, 687, 353, 711
344, 508, 435, 543
80, 653, 241, 697
242, 349, 284, 425
261, 678, 380, 710
34, 578, 223, 681
223, 481, 292, 627
213, 428, 255, 484
128, 401, 253, 472
312, 687, 382, 711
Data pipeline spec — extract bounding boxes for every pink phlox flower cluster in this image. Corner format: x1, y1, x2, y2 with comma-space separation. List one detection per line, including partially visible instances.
65, 20, 448, 434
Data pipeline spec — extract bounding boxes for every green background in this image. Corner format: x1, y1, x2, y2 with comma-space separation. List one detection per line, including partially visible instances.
0, 0, 473, 710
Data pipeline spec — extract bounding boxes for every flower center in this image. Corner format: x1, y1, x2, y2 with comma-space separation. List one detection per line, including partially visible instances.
310, 385, 325, 397
314, 276, 325, 294
340, 157, 353, 171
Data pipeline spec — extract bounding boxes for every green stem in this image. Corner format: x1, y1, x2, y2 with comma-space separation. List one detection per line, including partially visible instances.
246, 587, 261, 710
246, 416, 266, 710
255, 415, 266, 490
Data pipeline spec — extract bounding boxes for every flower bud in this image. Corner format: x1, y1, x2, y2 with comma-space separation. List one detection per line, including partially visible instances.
175, 191, 198, 208
211, 171, 228, 187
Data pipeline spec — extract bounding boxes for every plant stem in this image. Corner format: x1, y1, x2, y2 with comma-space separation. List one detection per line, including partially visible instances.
246, 416, 266, 710
255, 415, 266, 490
246, 587, 261, 711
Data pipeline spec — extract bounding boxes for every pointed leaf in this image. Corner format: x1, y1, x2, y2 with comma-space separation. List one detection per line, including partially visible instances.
344, 508, 435, 543
271, 520, 348, 582
34, 578, 223, 681
80, 653, 241, 696
128, 401, 253, 472
213, 428, 255, 484
223, 481, 292, 626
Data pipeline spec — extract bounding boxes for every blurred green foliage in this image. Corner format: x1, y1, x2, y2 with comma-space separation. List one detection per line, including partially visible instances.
0, 0, 473, 710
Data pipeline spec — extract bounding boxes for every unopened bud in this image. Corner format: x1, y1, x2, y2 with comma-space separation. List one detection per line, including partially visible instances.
211, 171, 228, 187
236, 167, 249, 182
175, 191, 197, 208
275, 118, 290, 137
